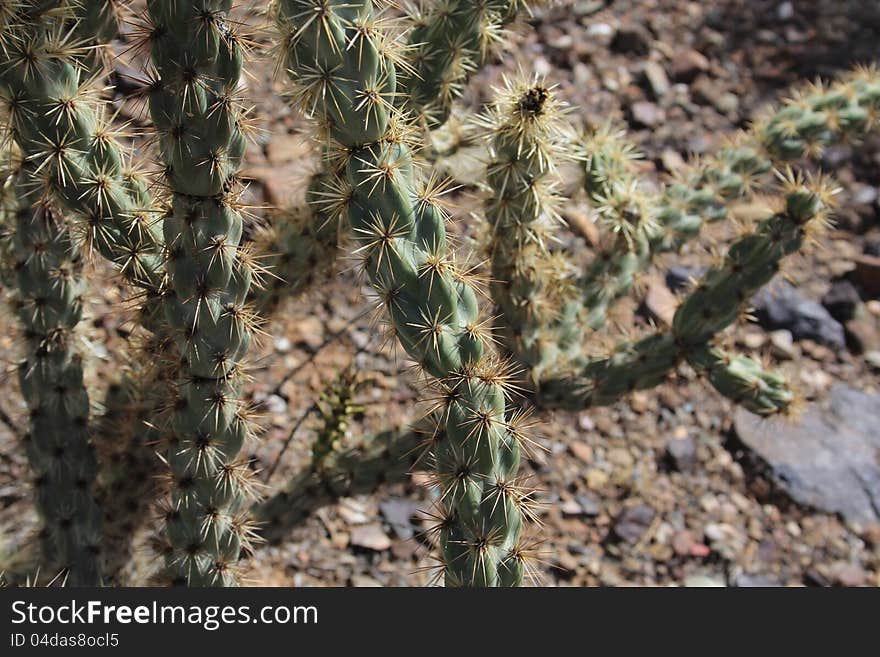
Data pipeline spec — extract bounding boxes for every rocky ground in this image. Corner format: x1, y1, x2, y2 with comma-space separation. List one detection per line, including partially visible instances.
1, 0, 879, 587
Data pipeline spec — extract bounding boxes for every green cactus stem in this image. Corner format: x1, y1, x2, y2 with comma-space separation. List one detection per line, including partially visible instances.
0, 2, 166, 324
143, 0, 259, 586
575, 125, 657, 329
2, 171, 102, 586
535, 174, 830, 413
659, 68, 880, 248
276, 0, 537, 586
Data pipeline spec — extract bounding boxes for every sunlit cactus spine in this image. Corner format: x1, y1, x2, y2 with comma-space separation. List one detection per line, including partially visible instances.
140, 0, 260, 586
1, 169, 102, 586
0, 2, 166, 326
575, 124, 657, 329
276, 0, 538, 586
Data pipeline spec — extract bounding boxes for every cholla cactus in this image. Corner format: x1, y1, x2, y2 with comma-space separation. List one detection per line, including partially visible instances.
401, 1, 531, 128
139, 0, 259, 586
481, 77, 584, 380
275, 0, 537, 586
481, 81, 812, 416
255, 368, 418, 541
0, 2, 165, 326
1, 170, 102, 586
660, 68, 880, 248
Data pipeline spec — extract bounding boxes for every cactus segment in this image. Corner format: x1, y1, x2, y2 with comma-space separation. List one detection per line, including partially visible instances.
0, 2, 166, 324
400, 1, 527, 128
3, 171, 102, 586
660, 68, 880, 248
276, 0, 535, 586
143, 0, 258, 586
535, 177, 830, 411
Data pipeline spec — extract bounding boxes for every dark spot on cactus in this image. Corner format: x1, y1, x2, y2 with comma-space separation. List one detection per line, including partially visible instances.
518, 86, 550, 117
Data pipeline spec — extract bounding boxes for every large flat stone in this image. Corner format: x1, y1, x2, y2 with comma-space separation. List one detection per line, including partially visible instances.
734, 384, 880, 526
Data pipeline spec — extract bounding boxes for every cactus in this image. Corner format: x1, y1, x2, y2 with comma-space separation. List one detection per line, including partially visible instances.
659, 68, 880, 248
401, 1, 531, 129
481, 83, 793, 415
0, 2, 166, 326
140, 0, 259, 586
535, 173, 832, 413
276, 0, 537, 586
575, 124, 657, 329
1, 168, 102, 585
481, 77, 585, 380
255, 368, 418, 541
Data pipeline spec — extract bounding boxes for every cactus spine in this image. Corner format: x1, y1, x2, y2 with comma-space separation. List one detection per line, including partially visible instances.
277, 0, 536, 586
0, 2, 165, 324
2, 170, 102, 585
142, 0, 258, 586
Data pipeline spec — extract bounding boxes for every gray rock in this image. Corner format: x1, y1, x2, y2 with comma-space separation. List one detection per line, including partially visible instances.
665, 265, 706, 293
379, 498, 420, 540
666, 436, 698, 472
731, 572, 782, 587
612, 504, 655, 543
575, 492, 602, 517
610, 23, 652, 55
734, 384, 880, 526
751, 280, 846, 349
822, 279, 862, 322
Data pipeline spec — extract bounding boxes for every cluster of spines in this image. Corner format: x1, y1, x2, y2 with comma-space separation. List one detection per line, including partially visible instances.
0, 1, 166, 327
575, 124, 656, 330
2, 166, 102, 585
276, 0, 537, 586
139, 0, 260, 586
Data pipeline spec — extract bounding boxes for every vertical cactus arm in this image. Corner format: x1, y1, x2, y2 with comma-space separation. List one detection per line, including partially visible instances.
3, 170, 103, 585
138, 0, 259, 586
400, 0, 533, 128
0, 2, 166, 320
482, 78, 578, 377
575, 126, 657, 328
658, 68, 880, 250
276, 0, 536, 586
